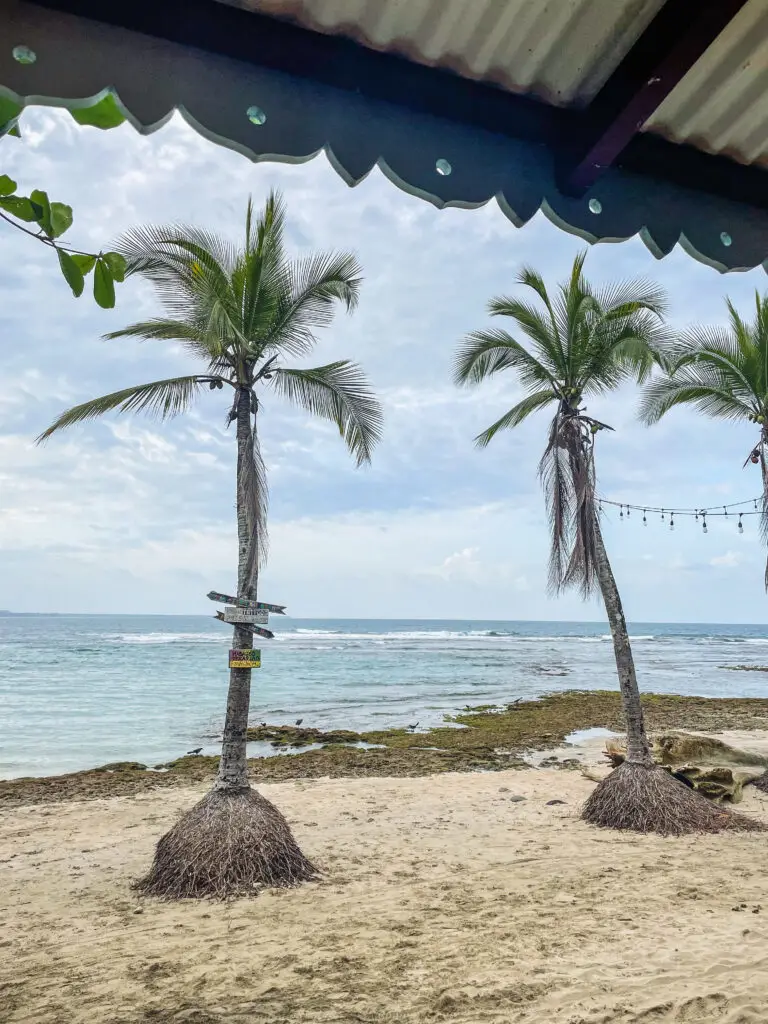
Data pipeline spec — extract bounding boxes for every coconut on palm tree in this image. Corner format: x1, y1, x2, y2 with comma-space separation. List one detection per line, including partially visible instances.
454, 253, 755, 834
37, 193, 383, 896
640, 291, 768, 586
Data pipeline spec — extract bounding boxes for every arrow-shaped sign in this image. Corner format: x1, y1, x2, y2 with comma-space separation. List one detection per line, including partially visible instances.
207, 591, 286, 614
214, 612, 274, 640
221, 606, 269, 625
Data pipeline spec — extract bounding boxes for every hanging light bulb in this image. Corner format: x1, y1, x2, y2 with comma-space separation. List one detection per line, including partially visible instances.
738, 514, 744, 534
627, 507, 631, 518
670, 514, 675, 530
643, 509, 647, 526
702, 513, 708, 534
724, 506, 728, 517
620, 505, 624, 519
661, 509, 665, 521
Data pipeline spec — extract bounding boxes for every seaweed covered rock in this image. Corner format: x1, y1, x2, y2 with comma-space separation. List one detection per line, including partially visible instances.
604, 733, 768, 804
245, 724, 361, 747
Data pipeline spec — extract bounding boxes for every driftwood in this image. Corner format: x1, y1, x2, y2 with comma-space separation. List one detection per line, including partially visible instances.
604, 733, 768, 804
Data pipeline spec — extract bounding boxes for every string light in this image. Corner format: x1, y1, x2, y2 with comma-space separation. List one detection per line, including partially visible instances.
598, 494, 763, 534
600, 495, 761, 519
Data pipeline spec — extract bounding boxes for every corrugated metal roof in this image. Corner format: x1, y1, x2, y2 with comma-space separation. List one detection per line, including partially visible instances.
224, 0, 665, 107
646, 0, 768, 168
6, 0, 768, 273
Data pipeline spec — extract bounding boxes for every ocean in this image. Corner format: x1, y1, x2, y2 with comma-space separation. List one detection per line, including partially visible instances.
2, 616, 768, 779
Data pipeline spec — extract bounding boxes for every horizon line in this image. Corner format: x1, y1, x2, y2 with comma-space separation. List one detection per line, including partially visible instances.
1, 612, 767, 627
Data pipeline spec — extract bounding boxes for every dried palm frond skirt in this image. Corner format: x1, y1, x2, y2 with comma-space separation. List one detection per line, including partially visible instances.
135, 787, 317, 899
582, 762, 764, 836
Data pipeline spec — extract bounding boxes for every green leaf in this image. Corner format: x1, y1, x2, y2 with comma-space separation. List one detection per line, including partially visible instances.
29, 189, 52, 235
7, 124, 21, 139
102, 251, 127, 283
71, 253, 97, 275
0, 194, 39, 221
70, 94, 126, 130
0, 174, 17, 196
0, 96, 22, 130
49, 201, 73, 239
93, 259, 116, 309
57, 250, 85, 297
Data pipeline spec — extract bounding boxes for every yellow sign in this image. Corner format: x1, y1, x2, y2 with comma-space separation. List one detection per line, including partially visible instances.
229, 648, 261, 669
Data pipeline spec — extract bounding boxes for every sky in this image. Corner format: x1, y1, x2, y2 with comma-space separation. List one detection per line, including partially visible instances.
1, 107, 767, 622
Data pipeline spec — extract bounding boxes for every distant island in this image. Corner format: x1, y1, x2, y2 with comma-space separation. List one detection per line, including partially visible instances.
0, 610, 62, 617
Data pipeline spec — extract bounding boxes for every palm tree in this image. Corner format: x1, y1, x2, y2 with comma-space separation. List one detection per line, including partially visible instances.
640, 291, 768, 587
454, 253, 752, 834
37, 193, 383, 896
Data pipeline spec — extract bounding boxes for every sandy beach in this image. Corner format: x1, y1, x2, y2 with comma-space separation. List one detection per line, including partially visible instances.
4, 731, 768, 1024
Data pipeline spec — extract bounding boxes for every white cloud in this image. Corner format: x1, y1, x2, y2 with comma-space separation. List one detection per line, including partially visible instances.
710, 550, 742, 568
1, 108, 768, 621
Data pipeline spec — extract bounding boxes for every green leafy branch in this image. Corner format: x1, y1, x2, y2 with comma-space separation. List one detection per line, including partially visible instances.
0, 173, 126, 308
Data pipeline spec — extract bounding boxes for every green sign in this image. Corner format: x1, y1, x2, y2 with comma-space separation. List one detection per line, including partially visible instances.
229, 648, 261, 669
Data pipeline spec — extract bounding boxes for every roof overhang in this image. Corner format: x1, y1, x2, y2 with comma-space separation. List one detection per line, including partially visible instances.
2, 0, 768, 273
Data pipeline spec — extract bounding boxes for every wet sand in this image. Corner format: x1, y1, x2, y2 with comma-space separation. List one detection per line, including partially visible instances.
4, 737, 768, 1024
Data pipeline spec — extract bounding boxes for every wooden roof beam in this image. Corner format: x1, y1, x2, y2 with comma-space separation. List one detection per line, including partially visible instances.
560, 0, 751, 197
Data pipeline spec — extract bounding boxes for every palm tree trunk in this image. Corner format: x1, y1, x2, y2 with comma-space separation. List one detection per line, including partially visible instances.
592, 515, 652, 767
215, 386, 257, 792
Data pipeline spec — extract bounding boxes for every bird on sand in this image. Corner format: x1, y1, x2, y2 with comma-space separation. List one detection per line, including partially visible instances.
187, 747, 203, 755
295, 718, 304, 727
407, 722, 419, 732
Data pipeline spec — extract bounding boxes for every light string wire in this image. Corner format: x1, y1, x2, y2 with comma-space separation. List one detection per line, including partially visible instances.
598, 496, 764, 533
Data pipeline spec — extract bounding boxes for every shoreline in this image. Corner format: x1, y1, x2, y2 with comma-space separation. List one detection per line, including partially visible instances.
5, 689, 768, 807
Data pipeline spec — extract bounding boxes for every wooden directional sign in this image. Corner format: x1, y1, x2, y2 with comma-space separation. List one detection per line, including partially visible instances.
229, 648, 261, 669
223, 606, 268, 625
207, 591, 286, 614
214, 612, 274, 640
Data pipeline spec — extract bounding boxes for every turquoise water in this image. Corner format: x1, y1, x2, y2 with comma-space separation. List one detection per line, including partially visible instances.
1, 616, 768, 778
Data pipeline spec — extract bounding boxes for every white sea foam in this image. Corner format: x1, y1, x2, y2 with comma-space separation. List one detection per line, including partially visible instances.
106, 632, 224, 645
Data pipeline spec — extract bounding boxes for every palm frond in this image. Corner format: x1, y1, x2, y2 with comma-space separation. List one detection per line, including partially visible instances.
271, 361, 382, 465
474, 390, 554, 447
103, 318, 235, 367
670, 325, 760, 403
237, 191, 286, 346
36, 376, 211, 442
591, 278, 669, 321
639, 369, 755, 425
238, 414, 270, 580
114, 225, 244, 358
538, 413, 574, 595
487, 297, 568, 377
259, 251, 364, 358
453, 329, 557, 390
538, 412, 598, 598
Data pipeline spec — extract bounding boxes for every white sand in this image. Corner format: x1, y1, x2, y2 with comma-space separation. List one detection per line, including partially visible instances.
3, 751, 768, 1023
